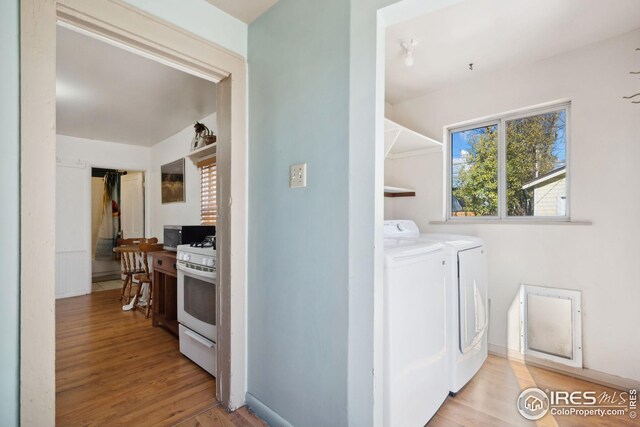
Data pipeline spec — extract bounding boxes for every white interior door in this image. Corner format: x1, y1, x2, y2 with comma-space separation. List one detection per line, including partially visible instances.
121, 172, 144, 238
56, 160, 91, 298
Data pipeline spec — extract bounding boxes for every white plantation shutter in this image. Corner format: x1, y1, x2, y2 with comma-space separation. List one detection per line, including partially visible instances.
199, 157, 217, 225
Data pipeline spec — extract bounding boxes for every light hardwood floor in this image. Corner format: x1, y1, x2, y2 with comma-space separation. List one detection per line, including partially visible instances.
430, 355, 637, 426
56, 288, 265, 426
185, 355, 637, 427
57, 290, 635, 426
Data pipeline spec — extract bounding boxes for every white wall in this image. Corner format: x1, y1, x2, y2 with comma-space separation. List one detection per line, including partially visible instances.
149, 113, 216, 237
385, 29, 640, 382
56, 135, 151, 298
122, 0, 247, 57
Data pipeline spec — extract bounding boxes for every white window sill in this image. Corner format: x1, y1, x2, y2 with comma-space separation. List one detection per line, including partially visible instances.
430, 219, 592, 226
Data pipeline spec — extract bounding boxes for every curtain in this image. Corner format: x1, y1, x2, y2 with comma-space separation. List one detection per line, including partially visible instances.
95, 172, 121, 260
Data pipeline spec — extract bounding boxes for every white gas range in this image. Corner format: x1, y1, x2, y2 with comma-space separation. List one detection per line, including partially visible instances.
177, 238, 217, 376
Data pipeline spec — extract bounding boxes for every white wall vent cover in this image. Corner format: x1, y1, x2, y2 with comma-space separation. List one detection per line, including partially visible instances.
520, 284, 582, 368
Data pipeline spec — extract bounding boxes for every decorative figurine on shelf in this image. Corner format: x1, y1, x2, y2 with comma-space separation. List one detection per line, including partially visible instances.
191, 122, 217, 151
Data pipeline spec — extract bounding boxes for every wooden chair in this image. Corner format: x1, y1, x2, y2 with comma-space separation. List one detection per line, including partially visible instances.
117, 237, 159, 305
132, 242, 163, 318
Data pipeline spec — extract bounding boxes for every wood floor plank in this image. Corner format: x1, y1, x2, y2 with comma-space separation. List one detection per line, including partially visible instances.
56, 289, 265, 427
430, 355, 638, 426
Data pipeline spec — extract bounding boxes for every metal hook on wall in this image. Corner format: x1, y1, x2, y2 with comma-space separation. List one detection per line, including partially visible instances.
624, 48, 640, 103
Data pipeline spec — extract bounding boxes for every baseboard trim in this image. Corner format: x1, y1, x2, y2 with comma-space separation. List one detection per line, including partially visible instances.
55, 290, 90, 299
488, 344, 640, 391
92, 273, 122, 282
245, 392, 293, 427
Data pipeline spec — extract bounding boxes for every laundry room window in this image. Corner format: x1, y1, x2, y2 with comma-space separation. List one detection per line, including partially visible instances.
448, 102, 570, 221
199, 157, 217, 225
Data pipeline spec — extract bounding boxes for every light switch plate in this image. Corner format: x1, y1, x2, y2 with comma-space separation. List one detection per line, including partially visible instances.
290, 163, 307, 188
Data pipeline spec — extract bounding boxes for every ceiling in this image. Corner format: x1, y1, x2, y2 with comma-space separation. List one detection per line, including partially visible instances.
205, 0, 279, 23
56, 26, 216, 147
386, 0, 640, 104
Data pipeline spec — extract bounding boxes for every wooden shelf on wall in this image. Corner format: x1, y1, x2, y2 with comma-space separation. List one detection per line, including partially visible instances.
384, 185, 416, 197
186, 142, 217, 164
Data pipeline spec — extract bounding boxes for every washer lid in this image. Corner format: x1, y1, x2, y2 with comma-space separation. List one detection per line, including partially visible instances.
419, 233, 484, 251
383, 219, 420, 238
384, 240, 443, 268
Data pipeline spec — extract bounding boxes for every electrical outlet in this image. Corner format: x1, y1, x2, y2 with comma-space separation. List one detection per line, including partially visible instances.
290, 163, 307, 188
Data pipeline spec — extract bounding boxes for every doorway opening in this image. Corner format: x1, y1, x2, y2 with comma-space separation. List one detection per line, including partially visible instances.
91, 168, 145, 288
21, 2, 248, 423
53, 18, 225, 425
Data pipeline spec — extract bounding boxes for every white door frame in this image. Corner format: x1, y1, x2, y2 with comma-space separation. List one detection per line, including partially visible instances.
20, 0, 248, 424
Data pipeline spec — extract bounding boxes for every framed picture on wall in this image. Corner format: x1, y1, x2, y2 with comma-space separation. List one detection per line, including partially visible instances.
161, 158, 186, 204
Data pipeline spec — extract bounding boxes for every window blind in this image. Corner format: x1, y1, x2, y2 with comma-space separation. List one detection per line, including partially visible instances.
199, 157, 217, 225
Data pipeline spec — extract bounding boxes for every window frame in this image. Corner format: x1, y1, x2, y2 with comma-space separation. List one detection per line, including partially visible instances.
445, 101, 571, 222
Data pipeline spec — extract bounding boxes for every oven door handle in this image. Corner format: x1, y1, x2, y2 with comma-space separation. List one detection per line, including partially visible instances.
177, 262, 215, 280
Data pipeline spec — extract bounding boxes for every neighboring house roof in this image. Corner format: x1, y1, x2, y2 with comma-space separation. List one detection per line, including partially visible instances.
522, 166, 566, 190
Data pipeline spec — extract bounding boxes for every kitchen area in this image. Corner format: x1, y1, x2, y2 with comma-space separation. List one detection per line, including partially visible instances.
54, 23, 231, 425
154, 226, 218, 376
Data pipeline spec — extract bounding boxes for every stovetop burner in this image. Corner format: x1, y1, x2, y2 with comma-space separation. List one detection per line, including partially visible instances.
190, 235, 216, 249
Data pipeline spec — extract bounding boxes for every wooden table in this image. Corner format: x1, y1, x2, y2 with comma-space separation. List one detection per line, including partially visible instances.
151, 251, 179, 337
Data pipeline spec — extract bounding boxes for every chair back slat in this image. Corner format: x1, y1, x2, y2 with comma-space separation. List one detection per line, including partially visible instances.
139, 242, 164, 274
117, 238, 160, 274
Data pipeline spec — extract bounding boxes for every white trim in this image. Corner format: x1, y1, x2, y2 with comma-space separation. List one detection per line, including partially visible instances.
245, 393, 294, 427
445, 101, 571, 222
430, 220, 591, 225
55, 290, 90, 299
442, 98, 571, 130
488, 344, 640, 392
498, 114, 507, 219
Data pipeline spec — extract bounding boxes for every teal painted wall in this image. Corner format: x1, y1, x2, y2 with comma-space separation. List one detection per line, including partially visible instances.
0, 0, 20, 425
247, 0, 350, 425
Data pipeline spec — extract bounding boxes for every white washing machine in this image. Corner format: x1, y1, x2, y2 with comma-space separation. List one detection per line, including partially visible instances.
384, 221, 489, 395
419, 233, 488, 395
383, 224, 449, 427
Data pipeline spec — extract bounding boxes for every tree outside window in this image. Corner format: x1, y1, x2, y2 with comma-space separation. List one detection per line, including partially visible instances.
450, 105, 568, 219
